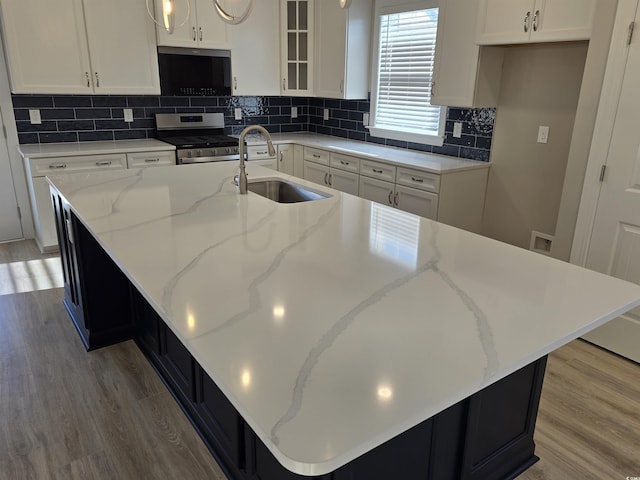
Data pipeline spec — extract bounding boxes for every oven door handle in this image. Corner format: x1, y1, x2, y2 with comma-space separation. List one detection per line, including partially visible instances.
178, 154, 240, 164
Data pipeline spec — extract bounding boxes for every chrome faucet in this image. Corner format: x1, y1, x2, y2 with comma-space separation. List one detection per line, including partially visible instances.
237, 125, 276, 194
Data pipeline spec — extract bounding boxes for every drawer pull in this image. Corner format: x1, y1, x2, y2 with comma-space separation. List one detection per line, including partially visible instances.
144, 158, 160, 163
340, 160, 350, 166
313, 154, 321, 159
394, 192, 399, 207
411, 176, 424, 183
49, 163, 67, 169
388, 190, 393, 205
95, 160, 112, 166
373, 168, 383, 174
324, 172, 329, 185
257, 151, 268, 155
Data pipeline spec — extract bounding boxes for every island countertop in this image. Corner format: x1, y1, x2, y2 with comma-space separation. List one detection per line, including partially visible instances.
47, 162, 640, 476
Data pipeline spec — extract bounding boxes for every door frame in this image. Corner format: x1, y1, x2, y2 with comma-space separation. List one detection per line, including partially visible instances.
0, 35, 34, 240
571, 0, 639, 266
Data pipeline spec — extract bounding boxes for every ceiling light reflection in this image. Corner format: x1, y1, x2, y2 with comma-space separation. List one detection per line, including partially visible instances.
377, 385, 393, 401
241, 369, 252, 389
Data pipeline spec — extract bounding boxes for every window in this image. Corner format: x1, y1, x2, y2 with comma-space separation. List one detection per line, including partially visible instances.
369, 3, 445, 146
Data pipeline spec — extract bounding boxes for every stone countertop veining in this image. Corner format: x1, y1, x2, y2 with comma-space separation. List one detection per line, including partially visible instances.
238, 132, 491, 174
46, 162, 640, 476
17, 139, 175, 159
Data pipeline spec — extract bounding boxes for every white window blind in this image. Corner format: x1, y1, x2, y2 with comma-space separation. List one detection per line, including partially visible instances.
374, 8, 441, 138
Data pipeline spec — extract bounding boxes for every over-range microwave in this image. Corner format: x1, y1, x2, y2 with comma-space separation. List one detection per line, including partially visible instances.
158, 46, 232, 96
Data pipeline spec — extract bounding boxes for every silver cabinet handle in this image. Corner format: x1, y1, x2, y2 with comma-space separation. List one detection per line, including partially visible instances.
524, 11, 531, 33
340, 80, 344, 94
411, 176, 424, 183
49, 163, 67, 169
328, 173, 333, 186
431, 80, 436, 96
279, 152, 284, 162
283, 78, 286, 90
192, 26, 197, 41
533, 10, 540, 32
95, 160, 112, 166
394, 192, 399, 207
373, 168, 383, 174
85, 72, 90, 88
233, 76, 237, 91
340, 160, 349, 166
199, 27, 203, 41
257, 151, 268, 155
324, 172, 329, 185
94, 72, 100, 87
313, 154, 321, 159
144, 158, 160, 163
388, 190, 393, 205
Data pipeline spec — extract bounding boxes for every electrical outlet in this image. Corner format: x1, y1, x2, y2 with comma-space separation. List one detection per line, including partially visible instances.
453, 122, 463, 138
323, 109, 329, 121
291, 106, 298, 118
363, 113, 369, 126
29, 109, 42, 125
537, 126, 549, 144
529, 231, 554, 255
235, 107, 242, 120
123, 108, 134, 123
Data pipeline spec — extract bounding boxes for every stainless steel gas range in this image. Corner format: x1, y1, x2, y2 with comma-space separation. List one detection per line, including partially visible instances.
155, 113, 240, 164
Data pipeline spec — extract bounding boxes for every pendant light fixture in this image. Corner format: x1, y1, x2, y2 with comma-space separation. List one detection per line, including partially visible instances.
146, 0, 190, 34
213, 0, 254, 25
339, 0, 352, 8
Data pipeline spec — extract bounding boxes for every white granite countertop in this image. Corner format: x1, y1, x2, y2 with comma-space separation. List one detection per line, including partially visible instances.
240, 132, 490, 174
47, 162, 640, 476
18, 139, 175, 158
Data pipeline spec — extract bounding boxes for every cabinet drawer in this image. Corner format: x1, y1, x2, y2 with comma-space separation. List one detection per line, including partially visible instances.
396, 168, 440, 193
303, 146, 330, 165
28, 154, 127, 177
360, 159, 396, 182
127, 151, 175, 168
330, 152, 360, 174
247, 145, 276, 160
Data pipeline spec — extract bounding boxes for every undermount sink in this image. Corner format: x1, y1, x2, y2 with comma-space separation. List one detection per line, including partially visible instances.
247, 179, 331, 203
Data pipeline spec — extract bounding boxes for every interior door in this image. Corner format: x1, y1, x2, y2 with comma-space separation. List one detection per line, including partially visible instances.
582, 4, 640, 362
0, 111, 23, 242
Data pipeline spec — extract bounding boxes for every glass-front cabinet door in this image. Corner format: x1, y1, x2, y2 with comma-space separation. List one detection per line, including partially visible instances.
280, 0, 314, 96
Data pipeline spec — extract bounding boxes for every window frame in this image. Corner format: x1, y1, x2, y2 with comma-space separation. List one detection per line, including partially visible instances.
368, 0, 445, 146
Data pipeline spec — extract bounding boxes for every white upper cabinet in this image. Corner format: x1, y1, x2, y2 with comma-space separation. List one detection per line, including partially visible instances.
83, 0, 160, 94
0, 0, 159, 94
280, 0, 314, 96
477, 0, 596, 45
315, 0, 371, 100
230, 0, 280, 96
155, 0, 229, 49
432, 0, 503, 107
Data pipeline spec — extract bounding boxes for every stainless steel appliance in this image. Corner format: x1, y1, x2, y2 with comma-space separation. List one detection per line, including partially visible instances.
157, 47, 232, 96
155, 113, 240, 165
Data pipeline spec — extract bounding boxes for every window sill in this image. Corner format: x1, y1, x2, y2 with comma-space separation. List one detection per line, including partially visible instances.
368, 126, 445, 147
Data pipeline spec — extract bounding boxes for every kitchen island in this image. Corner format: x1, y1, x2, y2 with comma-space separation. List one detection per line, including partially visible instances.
47, 162, 640, 479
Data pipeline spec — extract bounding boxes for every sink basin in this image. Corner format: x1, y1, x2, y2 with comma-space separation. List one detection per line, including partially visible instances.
247, 179, 331, 203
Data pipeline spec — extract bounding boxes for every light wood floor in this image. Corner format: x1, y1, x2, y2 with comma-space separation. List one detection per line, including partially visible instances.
1, 240, 639, 480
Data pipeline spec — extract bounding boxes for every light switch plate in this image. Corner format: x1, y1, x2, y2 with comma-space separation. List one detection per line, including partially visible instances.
537, 126, 549, 144
235, 107, 242, 120
323, 109, 329, 121
29, 109, 42, 125
453, 122, 463, 138
123, 108, 134, 123
291, 106, 298, 118
363, 113, 369, 126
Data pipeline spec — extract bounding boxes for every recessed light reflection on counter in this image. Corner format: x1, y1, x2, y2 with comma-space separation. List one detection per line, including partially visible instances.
186, 307, 197, 332
377, 385, 393, 401
272, 304, 286, 324
241, 369, 252, 389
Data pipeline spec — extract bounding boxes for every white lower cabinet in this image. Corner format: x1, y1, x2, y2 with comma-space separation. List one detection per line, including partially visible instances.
303, 147, 359, 195
24, 149, 173, 253
359, 176, 438, 220
247, 145, 277, 171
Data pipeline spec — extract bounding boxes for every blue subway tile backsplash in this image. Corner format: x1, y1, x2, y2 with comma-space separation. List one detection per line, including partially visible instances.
12, 94, 494, 162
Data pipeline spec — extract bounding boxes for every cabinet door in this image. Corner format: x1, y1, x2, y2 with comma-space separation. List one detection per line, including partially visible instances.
83, 0, 160, 94
155, 0, 199, 47
281, 0, 314, 96
303, 161, 330, 186
315, 0, 347, 98
277, 144, 295, 175
330, 169, 359, 196
195, 0, 230, 49
293, 145, 304, 178
0, 0, 92, 94
359, 176, 394, 207
395, 185, 439, 220
32, 177, 60, 251
530, 0, 595, 42
231, 0, 280, 96
476, 0, 534, 45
